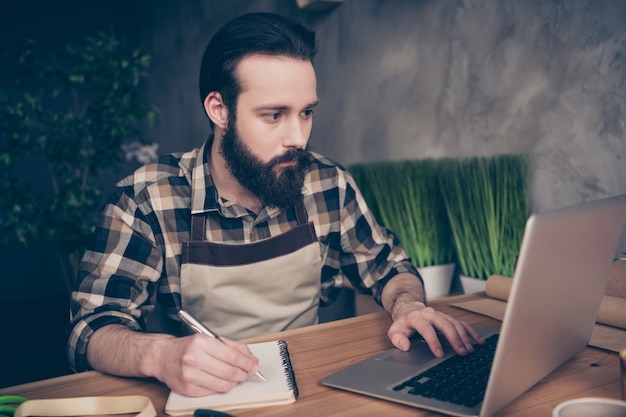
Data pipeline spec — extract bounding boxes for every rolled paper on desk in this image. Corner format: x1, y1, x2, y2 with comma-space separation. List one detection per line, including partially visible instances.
484, 274, 626, 330
484, 275, 512, 301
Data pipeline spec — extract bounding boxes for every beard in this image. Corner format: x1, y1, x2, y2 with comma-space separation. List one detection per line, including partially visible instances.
219, 122, 313, 210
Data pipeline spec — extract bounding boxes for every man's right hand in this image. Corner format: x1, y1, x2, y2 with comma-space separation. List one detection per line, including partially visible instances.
153, 333, 261, 396
87, 325, 260, 397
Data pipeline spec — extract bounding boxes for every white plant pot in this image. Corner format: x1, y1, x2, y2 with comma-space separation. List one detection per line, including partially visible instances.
459, 275, 487, 294
417, 263, 455, 299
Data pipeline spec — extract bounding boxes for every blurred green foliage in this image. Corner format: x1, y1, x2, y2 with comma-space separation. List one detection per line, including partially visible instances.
350, 160, 456, 268
439, 155, 529, 279
0, 31, 157, 290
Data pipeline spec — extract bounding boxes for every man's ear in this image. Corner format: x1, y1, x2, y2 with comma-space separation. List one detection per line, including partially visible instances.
204, 92, 229, 129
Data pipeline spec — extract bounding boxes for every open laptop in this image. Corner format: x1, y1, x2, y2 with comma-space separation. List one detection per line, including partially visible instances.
322, 194, 626, 417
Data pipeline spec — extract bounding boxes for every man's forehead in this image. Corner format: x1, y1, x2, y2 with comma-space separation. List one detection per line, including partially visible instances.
234, 55, 317, 110
236, 55, 316, 86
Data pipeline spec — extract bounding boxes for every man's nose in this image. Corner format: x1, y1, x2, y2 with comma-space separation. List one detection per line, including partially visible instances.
283, 117, 308, 148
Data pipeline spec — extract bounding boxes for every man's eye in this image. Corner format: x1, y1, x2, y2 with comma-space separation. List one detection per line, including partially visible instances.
302, 109, 315, 118
265, 112, 282, 121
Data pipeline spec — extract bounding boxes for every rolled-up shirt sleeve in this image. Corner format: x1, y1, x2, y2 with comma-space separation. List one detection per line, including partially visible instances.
336, 169, 421, 305
67, 185, 164, 372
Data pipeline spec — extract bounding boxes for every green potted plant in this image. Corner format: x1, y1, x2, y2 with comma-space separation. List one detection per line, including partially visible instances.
350, 159, 457, 299
439, 155, 529, 292
0, 31, 158, 292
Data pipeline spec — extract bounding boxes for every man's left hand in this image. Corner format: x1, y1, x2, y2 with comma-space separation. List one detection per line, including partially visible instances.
381, 272, 485, 357
388, 300, 484, 357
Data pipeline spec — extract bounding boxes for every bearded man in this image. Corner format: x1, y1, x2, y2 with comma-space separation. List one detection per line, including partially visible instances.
68, 12, 482, 397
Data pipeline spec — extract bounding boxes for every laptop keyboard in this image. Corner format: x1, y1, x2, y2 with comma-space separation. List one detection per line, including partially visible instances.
392, 334, 499, 408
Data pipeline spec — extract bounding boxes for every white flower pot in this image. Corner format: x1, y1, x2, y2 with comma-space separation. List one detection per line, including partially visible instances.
459, 275, 487, 294
418, 263, 455, 299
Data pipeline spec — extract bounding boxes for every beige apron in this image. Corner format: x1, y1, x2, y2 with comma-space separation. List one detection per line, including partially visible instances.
180, 199, 322, 340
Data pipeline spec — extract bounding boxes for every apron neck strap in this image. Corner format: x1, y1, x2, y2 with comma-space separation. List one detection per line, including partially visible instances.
294, 198, 308, 225
191, 212, 207, 241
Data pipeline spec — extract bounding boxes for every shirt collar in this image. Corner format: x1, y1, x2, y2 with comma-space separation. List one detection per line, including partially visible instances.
189, 141, 219, 215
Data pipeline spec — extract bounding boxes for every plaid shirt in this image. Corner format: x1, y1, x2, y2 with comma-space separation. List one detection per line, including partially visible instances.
68, 142, 419, 371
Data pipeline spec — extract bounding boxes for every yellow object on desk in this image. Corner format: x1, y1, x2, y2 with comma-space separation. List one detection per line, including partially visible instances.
13, 395, 156, 417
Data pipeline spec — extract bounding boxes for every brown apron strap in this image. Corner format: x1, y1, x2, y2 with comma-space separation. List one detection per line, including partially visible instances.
295, 198, 308, 225
190, 213, 206, 241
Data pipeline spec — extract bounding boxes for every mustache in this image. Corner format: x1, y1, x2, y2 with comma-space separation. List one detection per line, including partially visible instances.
269, 148, 313, 167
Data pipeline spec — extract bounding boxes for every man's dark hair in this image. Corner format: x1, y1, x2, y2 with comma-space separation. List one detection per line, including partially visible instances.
199, 12, 317, 128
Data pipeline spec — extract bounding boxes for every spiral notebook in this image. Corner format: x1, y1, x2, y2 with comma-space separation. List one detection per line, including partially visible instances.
165, 340, 298, 415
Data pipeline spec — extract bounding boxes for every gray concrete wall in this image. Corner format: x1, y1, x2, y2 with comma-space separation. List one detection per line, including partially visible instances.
2, 0, 625, 301
308, 0, 626, 213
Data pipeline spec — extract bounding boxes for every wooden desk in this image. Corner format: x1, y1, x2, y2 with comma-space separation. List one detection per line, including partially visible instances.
0, 294, 621, 416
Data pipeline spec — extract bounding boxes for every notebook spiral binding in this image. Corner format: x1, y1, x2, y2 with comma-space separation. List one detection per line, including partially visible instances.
277, 339, 299, 399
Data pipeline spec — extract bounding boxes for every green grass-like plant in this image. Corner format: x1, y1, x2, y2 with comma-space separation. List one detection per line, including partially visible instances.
439, 155, 529, 279
349, 160, 455, 268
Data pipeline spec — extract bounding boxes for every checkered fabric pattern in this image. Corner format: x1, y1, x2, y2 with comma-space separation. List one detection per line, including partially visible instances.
67, 141, 419, 371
